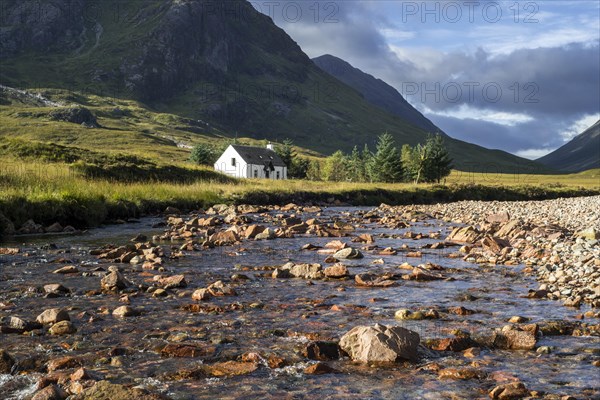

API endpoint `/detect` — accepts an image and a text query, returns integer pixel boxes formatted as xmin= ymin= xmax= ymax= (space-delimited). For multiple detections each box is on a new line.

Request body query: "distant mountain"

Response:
xmin=537 ymin=120 xmax=600 ymax=172
xmin=313 ymin=54 xmax=550 ymax=173
xmin=0 ymin=0 xmax=548 ymax=172
xmin=313 ymin=54 xmax=440 ymax=134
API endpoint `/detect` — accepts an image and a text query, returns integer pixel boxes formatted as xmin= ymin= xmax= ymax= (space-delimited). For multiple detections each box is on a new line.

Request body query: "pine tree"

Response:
xmin=362 ymin=144 xmax=374 ymax=182
xmin=400 ymin=144 xmax=415 ymax=182
xmin=347 ymin=145 xmax=364 ymax=182
xmin=370 ymin=132 xmax=403 ymax=183
xmin=424 ymin=134 xmax=453 ymax=183
xmin=276 ymin=139 xmax=294 ymax=170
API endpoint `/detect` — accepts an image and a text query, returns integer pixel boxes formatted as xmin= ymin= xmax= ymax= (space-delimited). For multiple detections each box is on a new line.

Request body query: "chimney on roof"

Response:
xmin=266 ymin=142 xmax=274 ymax=151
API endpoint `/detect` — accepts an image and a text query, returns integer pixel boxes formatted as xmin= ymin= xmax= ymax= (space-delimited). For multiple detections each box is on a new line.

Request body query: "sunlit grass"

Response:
xmin=2 ymin=160 xmax=599 ymax=232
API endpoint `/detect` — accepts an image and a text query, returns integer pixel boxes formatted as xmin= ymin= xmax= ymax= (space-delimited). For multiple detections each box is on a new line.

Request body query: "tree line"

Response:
xmin=189 ymin=132 xmax=453 ymax=184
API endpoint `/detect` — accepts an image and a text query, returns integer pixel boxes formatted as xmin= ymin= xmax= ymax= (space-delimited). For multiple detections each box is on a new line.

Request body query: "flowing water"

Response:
xmin=0 ymin=207 xmax=598 ymax=399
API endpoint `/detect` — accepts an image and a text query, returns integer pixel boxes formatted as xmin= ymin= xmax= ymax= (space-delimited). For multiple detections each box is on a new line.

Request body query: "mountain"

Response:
xmin=312 ymin=54 xmax=550 ymax=173
xmin=0 ymin=0 xmax=547 ymax=172
xmin=537 ymin=120 xmax=600 ymax=172
xmin=313 ymin=54 xmax=441 ymax=134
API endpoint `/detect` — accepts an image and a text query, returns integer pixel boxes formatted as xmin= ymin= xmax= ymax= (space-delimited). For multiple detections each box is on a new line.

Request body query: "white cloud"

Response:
xmin=423 ymin=104 xmax=534 ymax=127
xmin=515 ymin=148 xmax=555 ymax=160
xmin=559 ymin=113 xmax=600 ymax=141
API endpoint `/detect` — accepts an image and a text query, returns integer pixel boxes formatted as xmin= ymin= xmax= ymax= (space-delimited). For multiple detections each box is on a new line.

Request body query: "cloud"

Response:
xmin=259 ymin=0 xmax=600 ymax=156
xmin=560 ymin=113 xmax=600 ymax=140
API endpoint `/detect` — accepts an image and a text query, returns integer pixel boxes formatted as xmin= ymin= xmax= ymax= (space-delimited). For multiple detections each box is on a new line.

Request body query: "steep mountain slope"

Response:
xmin=537 ymin=120 xmax=600 ymax=172
xmin=0 ymin=0 xmax=547 ymax=172
xmin=313 ymin=54 xmax=549 ymax=173
xmin=313 ymin=54 xmax=441 ymax=133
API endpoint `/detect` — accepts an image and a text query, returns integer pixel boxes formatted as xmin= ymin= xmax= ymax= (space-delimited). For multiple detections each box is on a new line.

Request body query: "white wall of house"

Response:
xmin=214 ymin=145 xmax=287 ymax=179
xmin=214 ymin=146 xmax=249 ymax=178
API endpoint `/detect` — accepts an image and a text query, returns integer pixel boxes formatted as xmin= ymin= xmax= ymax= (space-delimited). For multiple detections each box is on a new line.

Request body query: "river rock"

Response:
xmin=575 ymin=227 xmax=600 ymax=240
xmin=430 ymin=337 xmax=476 ymax=352
xmin=255 ymin=228 xmax=275 ymax=240
xmin=355 ymin=273 xmax=396 ymax=287
xmin=70 ymin=367 xmax=104 ymax=382
xmin=304 ymin=362 xmax=337 ymax=375
xmin=489 ymin=382 xmax=529 ymax=399
xmin=112 ymin=306 xmax=140 ymax=318
xmin=244 ymin=225 xmax=266 ymax=239
xmin=47 ymin=356 xmax=81 ymax=372
xmin=286 ymin=263 xmax=324 ymax=280
xmin=18 ymin=219 xmax=44 ymax=234
xmin=339 ymin=324 xmax=420 ymax=363
xmin=333 ymin=247 xmax=363 ymax=259
xmin=446 ymin=226 xmax=480 ymax=243
xmin=482 ymin=325 xmax=538 ymax=350
xmin=49 ymin=320 xmax=76 ymax=335
xmin=31 ymin=384 xmax=68 ymax=400
xmin=192 ymin=288 xmax=211 ymax=301
xmin=43 ymin=284 xmax=70 ymax=295
xmin=100 ymin=270 xmax=128 ymax=291
xmin=0 ymin=349 xmax=15 ymax=373
xmin=207 ymin=280 xmax=236 ymax=296
xmin=71 ymin=380 xmax=167 ymax=400
xmin=324 ymin=264 xmax=348 ymax=278
xmin=208 ymin=230 xmax=239 ymax=245
xmin=45 ymin=222 xmax=64 ymax=233
xmin=0 ymin=316 xmax=41 ymax=333
xmin=302 ymin=341 xmax=341 ymax=360
xmin=37 ymin=308 xmax=70 ymax=325
xmin=52 ymin=265 xmax=79 ymax=274
xmin=201 ymin=361 xmax=258 ymax=377
xmin=156 ymin=274 xmax=186 ymax=289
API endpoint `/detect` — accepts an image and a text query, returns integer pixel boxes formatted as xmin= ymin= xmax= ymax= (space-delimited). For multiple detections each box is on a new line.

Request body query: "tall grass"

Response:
xmin=1 ymin=161 xmax=599 ymax=233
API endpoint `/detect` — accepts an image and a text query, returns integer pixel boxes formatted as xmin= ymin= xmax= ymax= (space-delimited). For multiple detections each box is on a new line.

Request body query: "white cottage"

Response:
xmin=214 ymin=144 xmax=287 ymax=179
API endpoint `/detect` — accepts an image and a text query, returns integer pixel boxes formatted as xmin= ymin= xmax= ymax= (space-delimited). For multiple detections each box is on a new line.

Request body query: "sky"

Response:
xmin=253 ymin=0 xmax=600 ymax=159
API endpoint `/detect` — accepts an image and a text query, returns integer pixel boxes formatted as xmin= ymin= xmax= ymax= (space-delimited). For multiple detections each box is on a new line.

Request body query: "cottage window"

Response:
xmin=276 ymin=171 xmax=280 ymax=179
xmin=231 ymin=158 xmax=236 ymax=167
xmin=253 ymin=169 xmax=258 ymax=178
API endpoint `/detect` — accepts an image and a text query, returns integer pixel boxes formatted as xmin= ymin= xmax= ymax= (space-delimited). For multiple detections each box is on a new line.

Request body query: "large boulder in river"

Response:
xmin=101 ymin=270 xmax=128 ymax=291
xmin=339 ymin=324 xmax=420 ymax=363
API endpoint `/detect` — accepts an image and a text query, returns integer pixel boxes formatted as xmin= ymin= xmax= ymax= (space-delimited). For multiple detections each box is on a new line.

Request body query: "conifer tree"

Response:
xmin=369 ymin=132 xmax=403 ymax=183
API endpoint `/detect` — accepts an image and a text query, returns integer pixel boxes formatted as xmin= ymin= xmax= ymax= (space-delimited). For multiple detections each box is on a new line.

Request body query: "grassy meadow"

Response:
xmin=1 ymin=87 xmax=599 ymax=235
xmin=1 ymin=155 xmax=599 ymax=233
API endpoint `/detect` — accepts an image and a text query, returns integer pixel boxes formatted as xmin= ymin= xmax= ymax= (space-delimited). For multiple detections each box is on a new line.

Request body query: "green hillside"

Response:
xmin=0 ymin=0 xmax=548 ymax=172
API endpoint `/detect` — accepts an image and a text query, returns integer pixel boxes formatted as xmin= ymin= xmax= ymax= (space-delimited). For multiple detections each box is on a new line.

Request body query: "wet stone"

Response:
xmin=339 ymin=324 xmax=420 ymax=363
xmin=31 ymin=384 xmax=68 ymax=400
xmin=37 ymin=308 xmax=70 ymax=325
xmin=302 ymin=341 xmax=341 ymax=360
xmin=48 ymin=320 xmax=76 ymax=335
xmin=333 ymin=247 xmax=363 ymax=260
xmin=304 ymin=362 xmax=338 ymax=375
xmin=0 ymin=349 xmax=15 ymax=373
xmin=489 ymin=382 xmax=529 ymax=399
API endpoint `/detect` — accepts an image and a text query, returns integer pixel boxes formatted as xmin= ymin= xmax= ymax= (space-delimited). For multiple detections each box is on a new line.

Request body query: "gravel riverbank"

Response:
xmin=402 ymin=196 xmax=600 ymax=307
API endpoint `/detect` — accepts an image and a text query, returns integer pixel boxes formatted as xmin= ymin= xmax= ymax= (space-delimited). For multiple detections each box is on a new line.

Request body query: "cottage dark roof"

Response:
xmin=230 ymin=145 xmax=286 ymax=167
